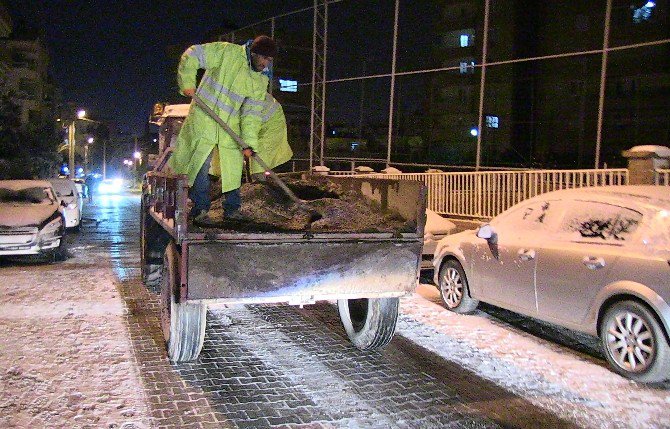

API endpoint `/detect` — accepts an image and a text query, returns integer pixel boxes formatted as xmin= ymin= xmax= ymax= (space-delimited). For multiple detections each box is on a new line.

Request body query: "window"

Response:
xmin=279 ymin=79 xmax=298 ymax=92
xmin=485 ymin=115 xmax=499 ymax=128
xmin=633 ymin=2 xmax=656 ymax=23
xmin=556 ymin=201 xmax=642 ymax=243
xmin=460 ymin=35 xmax=469 ymax=47
xmin=459 ymin=61 xmax=475 ymax=74
xmin=498 ymin=200 xmax=561 ymax=234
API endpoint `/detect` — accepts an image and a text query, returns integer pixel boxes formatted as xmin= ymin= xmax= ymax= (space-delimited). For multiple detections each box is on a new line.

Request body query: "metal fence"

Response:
xmin=344 ymin=169 xmax=630 ymax=219
xmin=221 ymin=0 xmax=670 ymax=172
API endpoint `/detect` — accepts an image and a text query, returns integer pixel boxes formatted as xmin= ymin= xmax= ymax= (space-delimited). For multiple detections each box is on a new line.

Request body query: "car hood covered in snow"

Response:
xmin=0 ymin=204 xmax=60 ymax=228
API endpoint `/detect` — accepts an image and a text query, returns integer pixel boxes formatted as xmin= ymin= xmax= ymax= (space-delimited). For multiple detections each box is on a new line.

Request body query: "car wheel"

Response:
xmin=600 ymin=300 xmax=670 ymax=383
xmin=438 ymin=259 xmax=479 ymax=314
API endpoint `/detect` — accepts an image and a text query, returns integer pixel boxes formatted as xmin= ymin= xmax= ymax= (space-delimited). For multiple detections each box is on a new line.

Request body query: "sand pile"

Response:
xmin=205 ymin=177 xmax=411 ymax=232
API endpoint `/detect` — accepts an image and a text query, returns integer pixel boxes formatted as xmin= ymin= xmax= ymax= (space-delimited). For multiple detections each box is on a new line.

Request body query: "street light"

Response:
xmin=66 ymin=109 xmax=91 ymax=179
xmin=84 ymin=137 xmax=94 ymax=175
xmin=65 ymin=110 xmax=104 ymax=179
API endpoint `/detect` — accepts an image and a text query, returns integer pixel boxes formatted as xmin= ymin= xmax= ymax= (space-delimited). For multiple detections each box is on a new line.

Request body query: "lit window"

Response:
xmin=279 ymin=79 xmax=298 ymax=92
xmin=633 ymin=2 xmax=655 ymax=23
xmin=459 ymin=61 xmax=475 ymax=74
xmin=460 ymin=35 xmax=469 ymax=47
xmin=485 ymin=115 xmax=499 ymax=128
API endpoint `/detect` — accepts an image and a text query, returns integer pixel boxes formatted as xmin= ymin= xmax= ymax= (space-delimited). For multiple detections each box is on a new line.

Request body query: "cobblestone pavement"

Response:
xmin=2 ymin=193 xmax=668 ymax=429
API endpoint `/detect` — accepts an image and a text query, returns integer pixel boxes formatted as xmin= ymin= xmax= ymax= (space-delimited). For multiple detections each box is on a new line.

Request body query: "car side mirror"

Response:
xmin=477 ymin=224 xmax=497 ymax=244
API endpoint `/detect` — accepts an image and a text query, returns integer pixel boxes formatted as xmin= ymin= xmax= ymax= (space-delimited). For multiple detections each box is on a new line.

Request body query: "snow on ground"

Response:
xmin=0 ymin=256 xmax=153 ymax=428
xmin=398 ymin=283 xmax=670 ymax=429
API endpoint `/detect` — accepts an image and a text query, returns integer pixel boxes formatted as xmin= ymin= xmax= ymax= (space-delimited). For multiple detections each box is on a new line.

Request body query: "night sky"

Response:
xmin=6 ymin=1 xmax=311 ymax=133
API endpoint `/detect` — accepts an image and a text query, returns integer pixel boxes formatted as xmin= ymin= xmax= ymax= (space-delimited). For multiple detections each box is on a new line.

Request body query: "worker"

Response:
xmin=207 ymin=94 xmax=292 ymax=197
xmin=167 ymin=35 xmax=277 ymax=224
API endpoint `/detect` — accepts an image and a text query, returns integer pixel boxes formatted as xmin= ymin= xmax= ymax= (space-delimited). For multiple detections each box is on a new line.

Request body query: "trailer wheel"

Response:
xmin=160 ymin=241 xmax=206 ymax=362
xmin=337 ymin=298 xmax=399 ymax=350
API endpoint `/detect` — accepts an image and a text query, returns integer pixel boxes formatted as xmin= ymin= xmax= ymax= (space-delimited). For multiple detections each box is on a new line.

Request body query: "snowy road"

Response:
xmin=1 ymin=193 xmax=669 ymax=428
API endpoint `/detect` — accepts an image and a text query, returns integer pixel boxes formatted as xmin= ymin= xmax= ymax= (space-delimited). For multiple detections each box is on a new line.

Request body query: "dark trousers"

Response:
xmin=189 ymin=151 xmax=241 ymax=217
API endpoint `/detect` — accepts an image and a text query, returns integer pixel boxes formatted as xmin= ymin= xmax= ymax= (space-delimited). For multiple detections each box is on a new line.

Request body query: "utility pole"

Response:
xmin=68 ymin=122 xmax=76 ymax=179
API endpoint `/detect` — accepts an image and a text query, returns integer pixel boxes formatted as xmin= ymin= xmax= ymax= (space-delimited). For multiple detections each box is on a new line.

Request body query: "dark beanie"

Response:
xmin=250 ymin=35 xmax=277 ymax=58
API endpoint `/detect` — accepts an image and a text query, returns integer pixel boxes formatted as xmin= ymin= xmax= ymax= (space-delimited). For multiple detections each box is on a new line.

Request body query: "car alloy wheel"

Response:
xmin=438 ymin=259 xmax=479 ymax=314
xmin=604 ymin=307 xmax=655 ymax=373
xmin=440 ymin=266 xmax=464 ymax=308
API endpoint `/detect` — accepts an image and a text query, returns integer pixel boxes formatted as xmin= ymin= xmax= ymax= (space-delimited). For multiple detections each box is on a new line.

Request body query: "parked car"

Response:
xmin=49 ymin=178 xmax=82 ymax=230
xmin=422 ymin=209 xmax=456 ymax=269
xmin=432 ymin=185 xmax=670 ymax=383
xmin=72 ymin=178 xmax=88 ymax=199
xmin=0 ymin=180 xmax=67 ymax=261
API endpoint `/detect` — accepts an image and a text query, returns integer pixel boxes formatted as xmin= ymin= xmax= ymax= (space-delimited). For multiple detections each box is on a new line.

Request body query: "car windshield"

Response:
xmin=0 ymin=187 xmax=55 ymax=205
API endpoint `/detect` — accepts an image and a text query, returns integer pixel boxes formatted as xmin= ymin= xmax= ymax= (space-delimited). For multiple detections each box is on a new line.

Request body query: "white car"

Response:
xmin=49 ymin=178 xmax=82 ymax=229
xmin=421 ymin=209 xmax=456 ymax=268
xmin=432 ymin=185 xmax=670 ymax=382
xmin=0 ymin=180 xmax=67 ymax=261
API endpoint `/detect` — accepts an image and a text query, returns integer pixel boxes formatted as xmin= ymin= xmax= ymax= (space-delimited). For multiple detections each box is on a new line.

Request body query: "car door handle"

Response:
xmin=517 ymin=249 xmax=536 ymax=261
xmin=582 ymin=256 xmax=606 ymax=270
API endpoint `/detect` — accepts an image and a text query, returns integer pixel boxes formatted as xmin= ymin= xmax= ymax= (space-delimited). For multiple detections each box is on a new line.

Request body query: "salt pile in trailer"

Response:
xmin=199 ymin=175 xmax=415 ymax=233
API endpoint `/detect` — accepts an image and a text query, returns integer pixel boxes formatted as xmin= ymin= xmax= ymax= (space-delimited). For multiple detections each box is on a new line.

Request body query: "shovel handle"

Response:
xmin=192 ymin=94 xmax=302 ymax=204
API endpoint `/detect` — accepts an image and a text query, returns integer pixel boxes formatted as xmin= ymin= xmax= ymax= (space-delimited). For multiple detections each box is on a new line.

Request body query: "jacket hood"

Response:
xmin=0 ymin=203 xmax=60 ymax=228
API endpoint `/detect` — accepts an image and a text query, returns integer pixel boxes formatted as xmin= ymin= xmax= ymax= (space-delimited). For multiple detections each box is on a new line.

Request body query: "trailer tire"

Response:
xmin=337 ymin=298 xmax=399 ymax=350
xmin=160 ymin=241 xmax=206 ymax=362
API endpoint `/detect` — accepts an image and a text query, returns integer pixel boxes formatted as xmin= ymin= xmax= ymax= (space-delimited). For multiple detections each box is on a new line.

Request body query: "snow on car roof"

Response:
xmin=0 ymin=180 xmax=53 ymax=190
xmin=48 ymin=178 xmax=77 ymax=191
xmin=525 ymin=185 xmax=670 ymax=208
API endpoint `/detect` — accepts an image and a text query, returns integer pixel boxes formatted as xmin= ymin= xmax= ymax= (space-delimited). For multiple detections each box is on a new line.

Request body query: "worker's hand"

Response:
xmin=183 ymin=88 xmax=196 ymax=97
xmin=242 ymin=148 xmax=254 ymax=159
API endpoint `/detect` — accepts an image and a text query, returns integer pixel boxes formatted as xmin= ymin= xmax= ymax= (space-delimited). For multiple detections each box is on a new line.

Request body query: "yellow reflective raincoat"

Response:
xmin=167 ymin=42 xmax=268 ymax=192
xmin=210 ymin=94 xmax=293 ymax=177
xmin=250 ymin=94 xmax=293 ymax=174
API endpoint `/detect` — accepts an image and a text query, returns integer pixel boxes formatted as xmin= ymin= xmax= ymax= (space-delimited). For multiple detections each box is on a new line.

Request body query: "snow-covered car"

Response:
xmin=421 ymin=209 xmax=456 ymax=269
xmin=0 ymin=180 xmax=67 ymax=261
xmin=433 ymin=185 xmax=670 ymax=383
xmin=49 ymin=178 xmax=82 ymax=229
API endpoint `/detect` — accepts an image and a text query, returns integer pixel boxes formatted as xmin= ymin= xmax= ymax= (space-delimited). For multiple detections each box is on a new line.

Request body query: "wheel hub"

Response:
xmin=441 ymin=268 xmax=463 ymax=308
xmin=606 ymin=310 xmax=654 ymax=373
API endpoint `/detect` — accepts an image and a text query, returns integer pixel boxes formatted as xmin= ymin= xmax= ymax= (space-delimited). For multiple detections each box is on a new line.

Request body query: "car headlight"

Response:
xmin=41 ymin=217 xmax=63 ymax=238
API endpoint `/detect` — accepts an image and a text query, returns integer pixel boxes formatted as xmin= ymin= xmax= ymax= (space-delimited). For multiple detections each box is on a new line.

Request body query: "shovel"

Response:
xmin=192 ymin=94 xmax=322 ymax=223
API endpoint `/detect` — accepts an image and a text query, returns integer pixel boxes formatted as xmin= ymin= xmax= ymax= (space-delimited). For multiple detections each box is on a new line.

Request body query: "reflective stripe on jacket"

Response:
xmin=250 ymin=95 xmax=293 ymax=174
xmin=209 ymin=94 xmax=293 ymax=177
xmin=168 ymin=42 xmax=268 ymax=192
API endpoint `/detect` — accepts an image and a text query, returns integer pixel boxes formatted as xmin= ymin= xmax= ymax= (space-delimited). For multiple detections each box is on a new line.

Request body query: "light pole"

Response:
xmin=133 ymin=151 xmax=142 ymax=186
xmin=67 ymin=109 xmax=87 ymax=179
xmin=84 ymin=137 xmax=94 ymax=175
xmin=102 ymin=139 xmax=107 ymax=180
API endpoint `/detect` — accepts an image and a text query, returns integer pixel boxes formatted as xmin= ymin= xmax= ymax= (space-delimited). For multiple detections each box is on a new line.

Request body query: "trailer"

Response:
xmin=141 ymin=104 xmax=427 ymax=362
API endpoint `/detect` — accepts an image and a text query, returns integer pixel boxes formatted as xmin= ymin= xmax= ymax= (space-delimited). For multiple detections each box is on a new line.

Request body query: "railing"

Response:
xmin=340 ymin=169 xmax=630 ymax=219
xmin=655 ymin=169 xmax=670 ymax=185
